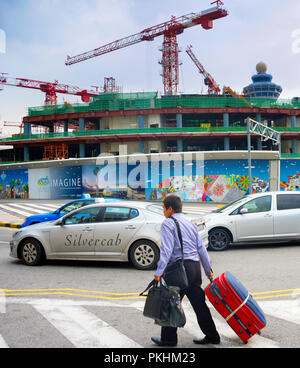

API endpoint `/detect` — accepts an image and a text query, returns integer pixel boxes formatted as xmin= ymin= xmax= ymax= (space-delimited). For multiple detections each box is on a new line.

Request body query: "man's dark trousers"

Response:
xmin=161 ymin=260 xmax=220 ymax=344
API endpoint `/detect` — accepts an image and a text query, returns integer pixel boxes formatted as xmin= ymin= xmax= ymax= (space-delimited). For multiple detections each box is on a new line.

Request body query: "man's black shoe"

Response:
xmin=193 ymin=336 xmax=220 ymax=345
xmin=151 ymin=337 xmax=177 ymax=347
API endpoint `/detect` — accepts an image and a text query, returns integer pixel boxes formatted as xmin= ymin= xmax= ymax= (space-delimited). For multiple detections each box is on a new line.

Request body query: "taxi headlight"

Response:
xmin=13 ymin=230 xmax=22 ymax=238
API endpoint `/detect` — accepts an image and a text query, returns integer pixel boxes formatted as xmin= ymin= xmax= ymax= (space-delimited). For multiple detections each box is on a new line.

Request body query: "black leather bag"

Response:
xmin=140 ymin=279 xmax=186 ymax=328
xmin=163 ymin=217 xmax=189 ymax=290
xmin=140 ymin=279 xmax=161 ymax=320
xmin=155 ymin=285 xmax=186 ymax=328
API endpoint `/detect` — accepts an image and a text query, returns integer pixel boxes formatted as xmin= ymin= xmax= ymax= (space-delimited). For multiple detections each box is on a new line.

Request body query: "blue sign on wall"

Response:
xmin=50 ymin=166 xmax=82 ymax=199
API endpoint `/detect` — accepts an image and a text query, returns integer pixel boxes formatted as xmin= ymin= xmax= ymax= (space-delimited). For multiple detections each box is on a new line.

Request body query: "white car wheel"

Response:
xmin=208 ymin=228 xmax=231 ymax=251
xmin=21 ymin=239 xmax=44 ymax=266
xmin=130 ymin=240 xmax=159 ymax=270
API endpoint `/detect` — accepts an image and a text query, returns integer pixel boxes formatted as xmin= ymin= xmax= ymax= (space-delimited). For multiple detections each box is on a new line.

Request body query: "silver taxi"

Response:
xmin=205 ymin=191 xmax=300 ymax=251
xmin=10 ymin=201 xmax=208 ymax=270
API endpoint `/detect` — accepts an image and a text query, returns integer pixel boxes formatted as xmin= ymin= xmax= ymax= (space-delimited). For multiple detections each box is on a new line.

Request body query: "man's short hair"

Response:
xmin=163 ymin=195 xmax=182 ymax=213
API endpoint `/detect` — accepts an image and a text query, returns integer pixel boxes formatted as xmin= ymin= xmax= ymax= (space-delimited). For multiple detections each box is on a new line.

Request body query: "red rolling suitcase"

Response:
xmin=205 ymin=271 xmax=267 ymax=343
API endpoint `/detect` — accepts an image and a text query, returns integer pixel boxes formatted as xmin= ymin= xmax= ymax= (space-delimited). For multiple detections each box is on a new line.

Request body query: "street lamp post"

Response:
xmin=246 ymin=117 xmax=281 ymax=194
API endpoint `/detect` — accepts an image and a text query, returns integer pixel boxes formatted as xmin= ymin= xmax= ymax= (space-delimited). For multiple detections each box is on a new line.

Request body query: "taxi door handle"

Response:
xmin=83 ymin=227 xmax=93 ymax=232
xmin=264 ymin=214 xmax=272 ymax=218
xmin=125 ymin=225 xmax=136 ymax=230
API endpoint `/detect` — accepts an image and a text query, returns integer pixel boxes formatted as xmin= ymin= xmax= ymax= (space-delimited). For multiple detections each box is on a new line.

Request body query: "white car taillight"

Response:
xmin=193 ymin=220 xmax=206 ymax=232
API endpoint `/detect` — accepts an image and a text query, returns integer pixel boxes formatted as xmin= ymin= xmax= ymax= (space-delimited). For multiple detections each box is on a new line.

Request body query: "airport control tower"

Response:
xmin=243 ymin=62 xmax=282 ymax=99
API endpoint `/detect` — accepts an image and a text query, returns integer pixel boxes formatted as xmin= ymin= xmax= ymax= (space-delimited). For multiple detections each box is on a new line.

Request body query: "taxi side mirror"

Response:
xmin=58 ymin=218 xmax=65 ymax=226
xmin=239 ymin=208 xmax=248 ymax=214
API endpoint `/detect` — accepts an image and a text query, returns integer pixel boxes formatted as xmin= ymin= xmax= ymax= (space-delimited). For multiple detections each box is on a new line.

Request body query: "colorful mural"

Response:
xmin=0 ymin=169 xmax=28 ymax=199
xmin=149 ymin=174 xmax=269 ymax=202
xmin=146 ymin=159 xmax=270 ymax=202
xmin=2 ymin=157 xmax=300 ymax=201
xmin=280 ymin=159 xmax=300 ymax=191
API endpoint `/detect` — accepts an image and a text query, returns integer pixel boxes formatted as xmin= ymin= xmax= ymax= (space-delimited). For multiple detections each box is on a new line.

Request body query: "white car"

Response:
xmin=10 ymin=201 xmax=208 ymax=270
xmin=205 ymin=191 xmax=300 ymax=251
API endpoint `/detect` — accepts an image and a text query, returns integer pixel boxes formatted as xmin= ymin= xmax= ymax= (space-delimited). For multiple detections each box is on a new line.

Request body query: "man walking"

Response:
xmin=151 ymin=195 xmax=220 ymax=347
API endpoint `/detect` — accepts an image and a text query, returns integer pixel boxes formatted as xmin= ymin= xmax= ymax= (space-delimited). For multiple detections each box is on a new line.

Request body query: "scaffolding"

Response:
xmin=43 ymin=143 xmax=68 ymax=160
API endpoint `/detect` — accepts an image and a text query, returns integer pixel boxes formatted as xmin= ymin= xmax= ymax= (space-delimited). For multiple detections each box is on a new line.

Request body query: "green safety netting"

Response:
xmin=27 ymin=94 xmax=300 ymax=117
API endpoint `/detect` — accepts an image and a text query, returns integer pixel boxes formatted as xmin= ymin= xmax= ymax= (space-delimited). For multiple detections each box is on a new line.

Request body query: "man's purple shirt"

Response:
xmin=155 ymin=213 xmax=212 ymax=278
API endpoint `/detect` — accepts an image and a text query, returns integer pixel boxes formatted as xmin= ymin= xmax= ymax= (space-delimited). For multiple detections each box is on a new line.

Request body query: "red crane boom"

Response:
xmin=186 ymin=45 xmax=220 ymax=94
xmin=65 ymin=1 xmax=228 ymax=95
xmin=0 ymin=74 xmax=99 ymax=105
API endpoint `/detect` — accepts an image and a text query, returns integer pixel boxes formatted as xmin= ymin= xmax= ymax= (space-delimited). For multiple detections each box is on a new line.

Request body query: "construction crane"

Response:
xmin=65 ymin=1 xmax=228 ymax=96
xmin=186 ymin=45 xmax=220 ymax=94
xmin=0 ymin=74 xmax=99 ymax=105
xmin=223 ymin=86 xmax=252 ymax=107
xmin=3 ymin=121 xmax=23 ymax=134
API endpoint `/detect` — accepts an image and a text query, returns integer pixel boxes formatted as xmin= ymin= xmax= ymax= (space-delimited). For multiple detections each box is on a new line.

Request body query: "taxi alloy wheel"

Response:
xmin=21 ymin=239 xmax=44 ymax=266
xmin=130 ymin=240 xmax=159 ymax=270
xmin=208 ymin=228 xmax=231 ymax=251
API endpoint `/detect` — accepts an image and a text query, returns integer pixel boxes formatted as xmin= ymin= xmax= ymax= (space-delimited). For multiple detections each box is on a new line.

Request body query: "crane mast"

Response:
xmin=65 ymin=2 xmax=228 ymax=95
xmin=186 ymin=45 xmax=220 ymax=94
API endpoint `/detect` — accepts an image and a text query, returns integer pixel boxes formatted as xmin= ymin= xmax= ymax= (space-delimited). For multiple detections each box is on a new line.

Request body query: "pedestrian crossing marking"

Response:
xmin=2 ymin=296 xmax=298 ymax=348
xmin=33 ymin=302 xmax=142 ymax=348
xmin=0 ymin=334 xmax=9 ymax=348
xmin=258 ymin=300 xmax=300 ymax=325
xmin=7 ymin=203 xmax=49 ymax=214
xmin=0 ymin=203 xmax=62 ymax=219
xmin=0 ymin=204 xmax=33 ymax=217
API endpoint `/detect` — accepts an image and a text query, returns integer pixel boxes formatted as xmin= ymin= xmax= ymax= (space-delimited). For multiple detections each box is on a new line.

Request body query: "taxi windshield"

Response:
xmin=213 ymin=195 xmax=249 ymax=213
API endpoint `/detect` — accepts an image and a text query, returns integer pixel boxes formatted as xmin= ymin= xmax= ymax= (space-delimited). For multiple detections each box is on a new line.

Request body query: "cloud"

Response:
xmin=1 ymin=0 xmax=300 ymax=126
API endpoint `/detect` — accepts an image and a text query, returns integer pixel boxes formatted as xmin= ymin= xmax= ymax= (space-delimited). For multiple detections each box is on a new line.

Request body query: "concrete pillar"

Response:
xmin=138 ymin=115 xmax=144 ymax=129
xmin=23 ymin=122 xmax=31 ymax=136
xmin=176 ymin=113 xmax=183 ymax=152
xmin=256 ymin=114 xmax=262 ymax=123
xmin=79 ymin=144 xmax=85 ymax=158
xmin=223 ymin=113 xmax=230 ymax=151
xmin=79 ymin=118 xmax=86 ymax=158
xmin=24 ymin=147 xmax=30 ymax=161
xmin=138 ymin=115 xmax=145 ymax=153
xmin=256 ymin=115 xmax=263 ymax=150
xmin=291 ymin=116 xmax=297 ymax=153
xmin=79 ymin=117 xmax=85 ymax=131
xmin=224 ymin=137 xmax=230 ymax=150
xmin=223 ymin=113 xmax=229 ymax=127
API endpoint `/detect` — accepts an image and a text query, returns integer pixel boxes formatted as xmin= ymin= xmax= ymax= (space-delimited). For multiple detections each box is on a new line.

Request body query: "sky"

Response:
xmin=1 ymin=0 xmax=300 ymax=134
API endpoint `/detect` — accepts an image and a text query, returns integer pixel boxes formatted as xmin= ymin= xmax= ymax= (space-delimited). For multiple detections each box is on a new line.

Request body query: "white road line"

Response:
xmin=22 ymin=203 xmax=59 ymax=211
xmin=258 ymin=300 xmax=300 ymax=325
xmin=33 ymin=302 xmax=142 ymax=348
xmin=0 ymin=334 xmax=9 ymax=348
xmin=0 ymin=204 xmax=32 ymax=217
xmin=4 ymin=297 xmax=299 ymax=348
xmin=6 ymin=203 xmax=48 ymax=214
